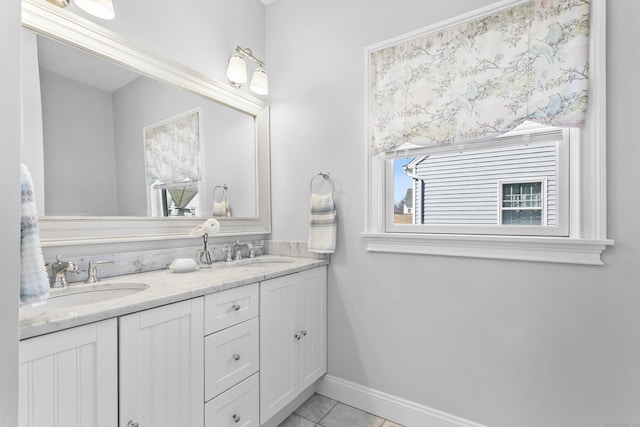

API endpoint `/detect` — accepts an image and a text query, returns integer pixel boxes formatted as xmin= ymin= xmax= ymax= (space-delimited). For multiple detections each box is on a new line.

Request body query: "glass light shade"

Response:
xmin=74 ymin=0 xmax=115 ymax=19
xmin=226 ymin=54 xmax=247 ymax=84
xmin=249 ymin=67 xmax=269 ymax=95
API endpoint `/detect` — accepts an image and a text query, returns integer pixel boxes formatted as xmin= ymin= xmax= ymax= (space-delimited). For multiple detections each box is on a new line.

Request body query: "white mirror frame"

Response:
xmin=22 ymin=0 xmax=271 ymax=247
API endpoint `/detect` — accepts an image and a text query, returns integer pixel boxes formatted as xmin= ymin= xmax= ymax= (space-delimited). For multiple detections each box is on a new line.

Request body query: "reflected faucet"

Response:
xmin=234 ymin=240 xmax=249 ymax=261
xmin=50 ymin=254 xmax=79 ymax=288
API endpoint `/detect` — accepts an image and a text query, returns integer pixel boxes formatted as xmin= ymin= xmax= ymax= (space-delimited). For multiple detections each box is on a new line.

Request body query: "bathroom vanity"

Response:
xmin=18 ymin=256 xmax=328 ymax=427
xmin=17 ymin=2 xmax=328 ymax=425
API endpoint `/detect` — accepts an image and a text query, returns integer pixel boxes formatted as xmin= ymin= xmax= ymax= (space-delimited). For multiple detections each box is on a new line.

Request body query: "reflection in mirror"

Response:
xmin=26 ymin=32 xmax=256 ymax=218
xmin=22 ymin=0 xmax=270 ymax=245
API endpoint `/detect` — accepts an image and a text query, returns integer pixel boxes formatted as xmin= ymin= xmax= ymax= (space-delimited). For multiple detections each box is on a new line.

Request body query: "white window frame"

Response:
xmin=362 ymin=0 xmax=613 ymax=265
xmin=498 ymin=178 xmax=547 ymax=226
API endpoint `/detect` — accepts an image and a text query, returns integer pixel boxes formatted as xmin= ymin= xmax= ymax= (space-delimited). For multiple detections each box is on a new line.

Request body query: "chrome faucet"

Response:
xmin=234 ymin=240 xmax=249 ymax=261
xmin=50 ymin=255 xmax=79 ymax=288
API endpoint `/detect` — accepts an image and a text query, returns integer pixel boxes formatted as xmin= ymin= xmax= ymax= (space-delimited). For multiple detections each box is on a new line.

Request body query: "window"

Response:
xmin=388 ymin=128 xmax=568 ymax=237
xmin=500 ymin=180 xmax=546 ymax=226
xmin=363 ymin=0 xmax=613 ymax=265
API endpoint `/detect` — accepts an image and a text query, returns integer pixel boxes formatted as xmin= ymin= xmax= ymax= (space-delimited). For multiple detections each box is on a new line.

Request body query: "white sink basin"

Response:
xmin=23 ymin=282 xmax=149 ymax=310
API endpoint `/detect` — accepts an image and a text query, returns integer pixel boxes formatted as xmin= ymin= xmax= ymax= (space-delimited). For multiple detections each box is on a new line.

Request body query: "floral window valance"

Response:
xmin=369 ymin=0 xmax=591 ymax=154
xmin=144 ymin=109 xmax=201 ymax=186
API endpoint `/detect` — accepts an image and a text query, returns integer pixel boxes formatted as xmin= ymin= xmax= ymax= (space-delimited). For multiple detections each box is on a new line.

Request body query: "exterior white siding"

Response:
xmin=412 ymin=142 xmax=558 ymax=225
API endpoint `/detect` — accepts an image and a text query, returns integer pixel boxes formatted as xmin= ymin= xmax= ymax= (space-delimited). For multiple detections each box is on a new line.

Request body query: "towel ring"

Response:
xmin=309 ymin=172 xmax=334 ymax=196
xmin=212 ymin=184 xmax=228 ymax=203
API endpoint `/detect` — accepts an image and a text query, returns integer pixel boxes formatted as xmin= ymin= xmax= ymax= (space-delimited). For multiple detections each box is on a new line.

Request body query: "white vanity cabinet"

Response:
xmin=260 ymin=266 xmax=327 ymax=424
xmin=18 ymin=318 xmax=118 ymax=427
xmin=18 ymin=261 xmax=328 ymax=427
xmin=119 ymin=298 xmax=204 ymax=427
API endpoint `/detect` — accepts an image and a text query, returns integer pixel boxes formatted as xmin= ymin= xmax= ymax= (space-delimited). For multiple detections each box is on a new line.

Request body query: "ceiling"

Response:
xmin=36 ymin=34 xmax=140 ymax=92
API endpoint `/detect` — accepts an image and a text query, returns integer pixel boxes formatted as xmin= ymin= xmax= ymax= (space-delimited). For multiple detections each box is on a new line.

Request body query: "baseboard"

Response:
xmin=316 ymin=375 xmax=486 ymax=427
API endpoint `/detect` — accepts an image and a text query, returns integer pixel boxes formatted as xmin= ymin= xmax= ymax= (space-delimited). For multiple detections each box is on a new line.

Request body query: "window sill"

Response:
xmin=362 ymin=233 xmax=614 ymax=265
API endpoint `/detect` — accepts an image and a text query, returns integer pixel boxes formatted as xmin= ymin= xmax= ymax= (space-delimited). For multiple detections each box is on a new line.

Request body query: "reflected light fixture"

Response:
xmin=45 ymin=0 xmax=115 ymax=20
xmin=226 ymin=46 xmax=268 ymax=95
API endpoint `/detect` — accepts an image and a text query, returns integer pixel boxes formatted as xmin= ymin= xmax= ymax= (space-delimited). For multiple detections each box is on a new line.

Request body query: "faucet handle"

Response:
xmin=249 ymin=244 xmax=263 ymax=258
xmin=85 ymin=260 xmax=114 ymax=284
xmin=222 ymin=246 xmax=233 ymax=262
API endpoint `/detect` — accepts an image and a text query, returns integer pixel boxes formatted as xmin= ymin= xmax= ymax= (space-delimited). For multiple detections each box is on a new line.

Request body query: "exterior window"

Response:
xmin=500 ymin=180 xmax=545 ymax=225
xmin=390 ymin=133 xmax=566 ymax=236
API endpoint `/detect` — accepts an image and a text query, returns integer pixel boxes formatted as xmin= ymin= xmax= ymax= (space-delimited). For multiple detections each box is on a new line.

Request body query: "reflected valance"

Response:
xmin=144 ymin=109 xmax=201 ymax=185
xmin=370 ymin=0 xmax=591 ymax=154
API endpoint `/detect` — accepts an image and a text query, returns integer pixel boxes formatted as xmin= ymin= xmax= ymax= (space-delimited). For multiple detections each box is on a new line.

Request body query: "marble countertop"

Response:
xmin=20 ymin=255 xmax=328 ymax=340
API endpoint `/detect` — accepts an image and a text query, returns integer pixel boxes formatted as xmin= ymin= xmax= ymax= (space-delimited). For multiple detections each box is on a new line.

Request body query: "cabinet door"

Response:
xmin=19 ymin=319 xmax=118 ymax=427
xmin=298 ymin=266 xmax=327 ymax=390
xmin=119 ymin=298 xmax=204 ymax=427
xmin=259 ymin=273 xmax=298 ymax=424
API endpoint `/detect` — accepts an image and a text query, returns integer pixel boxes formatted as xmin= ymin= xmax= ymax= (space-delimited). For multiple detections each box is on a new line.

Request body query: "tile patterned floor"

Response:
xmin=278 ymin=393 xmax=405 ymax=427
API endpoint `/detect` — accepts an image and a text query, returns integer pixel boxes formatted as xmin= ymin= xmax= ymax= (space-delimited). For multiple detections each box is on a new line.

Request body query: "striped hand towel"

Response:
xmin=20 ymin=164 xmax=49 ymax=305
xmin=308 ymin=193 xmax=337 ymax=254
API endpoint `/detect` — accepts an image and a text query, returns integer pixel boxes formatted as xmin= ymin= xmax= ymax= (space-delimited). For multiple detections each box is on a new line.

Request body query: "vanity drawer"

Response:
xmin=205 ymin=317 xmax=259 ymax=401
xmin=205 ymin=373 xmax=259 ymax=427
xmin=205 ymin=283 xmax=258 ymax=334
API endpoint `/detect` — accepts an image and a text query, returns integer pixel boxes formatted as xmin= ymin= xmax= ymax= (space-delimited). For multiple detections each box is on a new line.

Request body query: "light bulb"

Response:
xmin=249 ymin=67 xmax=268 ymax=95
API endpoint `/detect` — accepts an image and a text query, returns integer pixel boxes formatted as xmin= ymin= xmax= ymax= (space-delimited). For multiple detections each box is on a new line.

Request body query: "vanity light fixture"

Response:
xmin=226 ymin=46 xmax=268 ymax=95
xmin=45 ymin=0 xmax=115 ymax=20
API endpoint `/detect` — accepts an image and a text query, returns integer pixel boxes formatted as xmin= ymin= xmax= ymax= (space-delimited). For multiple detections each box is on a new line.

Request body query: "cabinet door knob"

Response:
xmin=232 ymin=414 xmax=241 ymax=423
xmin=233 ymin=353 xmax=241 ymax=361
xmin=128 ymin=421 xmax=140 ymax=427
xmin=232 ymin=304 xmax=241 ymax=311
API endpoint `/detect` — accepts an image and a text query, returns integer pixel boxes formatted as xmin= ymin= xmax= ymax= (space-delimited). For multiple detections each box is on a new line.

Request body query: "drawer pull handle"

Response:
xmin=232 ymin=304 xmax=241 ymax=311
xmin=233 ymin=353 xmax=241 ymax=361
xmin=232 ymin=414 xmax=241 ymax=423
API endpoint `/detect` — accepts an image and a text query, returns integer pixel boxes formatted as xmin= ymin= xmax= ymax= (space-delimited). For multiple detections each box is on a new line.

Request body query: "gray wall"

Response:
xmin=1 ymin=0 xmax=21 ymax=424
xmin=266 ymin=1 xmax=640 ymax=426
xmin=65 ymin=0 xmax=265 ymax=94
xmin=39 ymin=68 xmax=119 ymax=216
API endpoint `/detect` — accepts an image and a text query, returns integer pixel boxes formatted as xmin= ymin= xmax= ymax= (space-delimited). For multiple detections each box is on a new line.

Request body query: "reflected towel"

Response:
xmin=212 ymin=201 xmax=231 ymax=217
xmin=308 ymin=193 xmax=337 ymax=254
xmin=20 ymin=164 xmax=49 ymax=305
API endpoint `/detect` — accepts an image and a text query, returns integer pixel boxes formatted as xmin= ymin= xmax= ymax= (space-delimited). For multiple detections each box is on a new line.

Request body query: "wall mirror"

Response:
xmin=22 ymin=0 xmax=271 ymax=247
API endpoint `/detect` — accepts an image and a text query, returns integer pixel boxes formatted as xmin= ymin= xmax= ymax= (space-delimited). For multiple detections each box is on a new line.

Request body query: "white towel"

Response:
xmin=308 ymin=193 xmax=337 ymax=254
xmin=20 ymin=164 xmax=49 ymax=305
